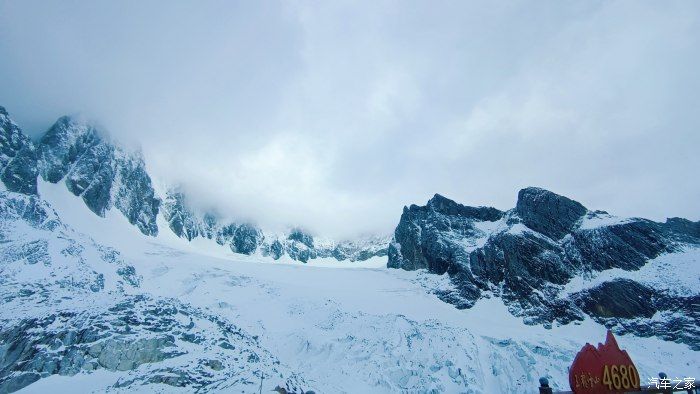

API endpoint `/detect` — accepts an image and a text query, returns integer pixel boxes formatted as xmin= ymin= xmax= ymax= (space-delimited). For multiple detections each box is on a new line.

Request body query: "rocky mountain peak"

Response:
xmin=515 ymin=187 xmax=587 ymax=239
xmin=37 ymin=115 xmax=160 ymax=236
xmin=427 ymin=193 xmax=504 ymax=222
xmin=287 ymin=228 xmax=315 ymax=248
xmin=38 ymin=116 xmax=103 ymax=183
xmin=0 ymin=104 xmax=390 ymax=263
xmin=389 ymin=187 xmax=699 ymax=348
xmin=159 ymin=188 xmax=388 ymax=263
xmin=0 ymin=107 xmax=38 ymax=195
xmin=665 ymin=217 xmax=700 ymax=240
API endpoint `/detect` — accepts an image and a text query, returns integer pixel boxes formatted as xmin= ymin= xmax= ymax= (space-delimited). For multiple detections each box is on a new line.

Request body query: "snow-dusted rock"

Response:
xmin=161 ymin=187 xmax=388 ymax=263
xmin=37 ymin=116 xmax=160 ymax=236
xmin=1 ymin=188 xmax=697 ymax=393
xmin=0 ymin=190 xmax=309 ymax=393
xmin=161 ymin=188 xmax=203 ymax=241
xmin=516 ymin=187 xmax=587 ymax=240
xmin=388 ymin=188 xmax=700 ymax=348
xmin=0 ymin=107 xmax=38 ymax=195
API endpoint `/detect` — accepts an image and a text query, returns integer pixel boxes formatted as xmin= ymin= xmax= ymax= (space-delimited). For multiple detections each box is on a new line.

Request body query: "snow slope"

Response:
xmin=0 ymin=190 xmax=308 ymax=393
xmin=9 ymin=182 xmax=696 ymax=393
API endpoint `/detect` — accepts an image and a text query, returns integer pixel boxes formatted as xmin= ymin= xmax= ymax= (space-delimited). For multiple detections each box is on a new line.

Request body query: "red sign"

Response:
xmin=569 ymin=330 xmax=641 ymax=393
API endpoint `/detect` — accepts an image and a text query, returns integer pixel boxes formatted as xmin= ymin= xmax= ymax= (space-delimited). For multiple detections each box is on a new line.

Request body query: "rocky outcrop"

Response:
xmin=37 ymin=116 xmax=160 ymax=236
xmin=282 ymin=228 xmax=316 ymax=262
xmin=260 ymin=229 xmax=390 ymax=263
xmin=0 ymin=107 xmax=38 ymax=195
xmin=388 ymin=188 xmax=700 ymax=348
xmin=515 ymin=187 xmax=587 ymax=240
xmin=1 ymin=104 xmax=389 ymax=263
xmin=329 ymin=236 xmax=390 ymax=262
xmin=161 ymin=188 xmax=266 ymax=255
xmin=0 ymin=191 xmax=61 ymax=232
xmin=161 ymin=188 xmax=202 ymax=241
xmin=112 ymin=153 xmax=160 ymax=235
xmin=389 ymin=193 xmax=505 ymax=272
xmin=216 ymin=223 xmax=264 ymax=255
xmin=664 ymin=217 xmax=700 ymax=242
xmin=574 ymin=279 xmax=657 ymax=319
xmin=0 ymin=190 xmax=309 ymax=393
xmin=573 ymin=279 xmax=699 ymax=348
xmin=0 ymin=295 xmax=310 ymax=393
xmin=161 ymin=188 xmax=389 ymax=263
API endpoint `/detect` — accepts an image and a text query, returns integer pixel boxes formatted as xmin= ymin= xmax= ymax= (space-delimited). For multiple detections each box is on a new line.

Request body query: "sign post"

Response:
xmin=569 ymin=330 xmax=641 ymax=393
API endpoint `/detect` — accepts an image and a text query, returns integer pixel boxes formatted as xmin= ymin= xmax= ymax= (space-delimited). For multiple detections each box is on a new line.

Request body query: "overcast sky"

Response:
xmin=1 ymin=1 xmax=698 ymax=237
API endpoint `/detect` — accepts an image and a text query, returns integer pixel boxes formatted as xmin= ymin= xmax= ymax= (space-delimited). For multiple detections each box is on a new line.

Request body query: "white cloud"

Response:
xmin=0 ymin=0 xmax=698 ymax=237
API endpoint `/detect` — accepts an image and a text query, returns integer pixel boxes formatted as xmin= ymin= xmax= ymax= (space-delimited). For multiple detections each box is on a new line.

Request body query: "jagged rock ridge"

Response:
xmin=0 ymin=106 xmax=389 ymax=263
xmin=37 ymin=116 xmax=160 ymax=236
xmin=0 ymin=107 xmax=38 ymax=195
xmin=0 ymin=190 xmax=309 ymax=392
xmin=161 ymin=188 xmax=389 ymax=263
xmin=388 ymin=188 xmax=699 ymax=349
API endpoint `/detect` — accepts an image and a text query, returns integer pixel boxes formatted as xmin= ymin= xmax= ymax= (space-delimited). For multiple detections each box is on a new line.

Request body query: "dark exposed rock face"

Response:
xmin=0 ymin=107 xmax=38 ymax=195
xmin=516 ymin=187 xmax=587 ymax=240
xmin=389 ymin=193 xmax=505 ymax=272
xmin=0 ymin=191 xmax=61 ymax=232
xmin=214 ymin=219 xmax=265 ymax=255
xmin=228 ymin=224 xmax=264 ymax=255
xmin=568 ymin=220 xmax=669 ymax=271
xmin=573 ymin=280 xmax=700 ymax=349
xmin=283 ymin=228 xmax=316 ymax=262
xmin=428 ymin=193 xmax=504 ymax=222
xmin=268 ymin=240 xmax=284 ymax=260
xmin=113 ymin=156 xmax=160 ymax=235
xmin=38 ymin=117 xmax=101 ymax=183
xmin=161 ymin=190 xmax=266 ymax=255
xmin=574 ymin=279 xmax=657 ymax=319
xmin=664 ymin=217 xmax=700 ymax=242
xmin=288 ymin=228 xmax=315 ymax=248
xmin=37 ymin=116 xmax=160 ymax=236
xmin=162 ymin=189 xmax=201 ymax=241
xmin=388 ymin=188 xmax=700 ymax=348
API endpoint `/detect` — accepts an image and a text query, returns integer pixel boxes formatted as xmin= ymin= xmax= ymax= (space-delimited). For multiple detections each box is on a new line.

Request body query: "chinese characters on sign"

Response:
xmin=568 ymin=331 xmax=641 ymax=394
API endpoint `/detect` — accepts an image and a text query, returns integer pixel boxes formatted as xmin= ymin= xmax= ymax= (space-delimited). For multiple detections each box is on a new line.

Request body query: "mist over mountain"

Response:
xmin=1 ymin=107 xmax=391 ymax=264
xmin=1 ymin=104 xmax=698 ymax=392
xmin=1 ymin=1 xmax=699 ymax=393
xmin=1 ymin=1 xmax=699 ymax=238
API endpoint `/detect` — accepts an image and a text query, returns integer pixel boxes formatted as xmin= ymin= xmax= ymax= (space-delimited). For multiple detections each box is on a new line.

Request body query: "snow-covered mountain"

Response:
xmin=388 ymin=189 xmax=700 ymax=349
xmin=3 ymin=107 xmax=388 ymax=263
xmin=0 ymin=107 xmax=38 ymax=195
xmin=37 ymin=116 xmax=160 ymax=236
xmin=0 ymin=190 xmax=308 ymax=393
xmin=1 ymin=104 xmax=698 ymax=393
xmin=2 ymin=185 xmax=697 ymax=393
xmin=160 ymin=187 xmax=390 ymax=263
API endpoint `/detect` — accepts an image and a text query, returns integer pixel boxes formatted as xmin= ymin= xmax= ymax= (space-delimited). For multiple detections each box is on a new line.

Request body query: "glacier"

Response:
xmin=0 ymin=182 xmax=696 ymax=393
xmin=0 ymin=105 xmax=698 ymax=393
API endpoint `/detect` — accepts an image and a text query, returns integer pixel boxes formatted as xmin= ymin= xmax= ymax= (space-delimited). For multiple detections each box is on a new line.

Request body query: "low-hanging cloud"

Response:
xmin=1 ymin=0 xmax=698 ymax=238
